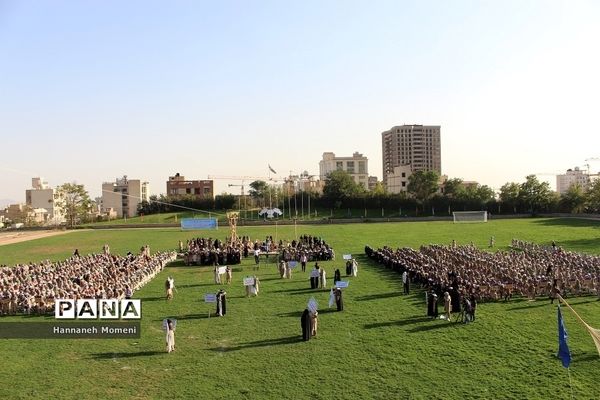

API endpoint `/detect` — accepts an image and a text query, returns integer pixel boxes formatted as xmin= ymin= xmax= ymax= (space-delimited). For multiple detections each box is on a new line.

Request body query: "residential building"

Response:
xmin=166 ymin=173 xmax=214 ymax=199
xmin=319 ymin=152 xmax=369 ymax=190
xmin=386 ymin=165 xmax=413 ymax=194
xmin=382 ymin=124 xmax=441 ymax=185
xmin=556 ymin=167 xmax=591 ymax=195
xmin=102 ymin=176 xmax=149 ymax=218
xmin=25 ymin=177 xmax=64 ymax=225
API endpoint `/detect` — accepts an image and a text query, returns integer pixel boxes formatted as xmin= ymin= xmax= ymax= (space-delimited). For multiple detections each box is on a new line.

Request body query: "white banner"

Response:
xmin=343 ymin=254 xmax=352 ymax=260
xmin=204 ymin=294 xmax=217 ymax=303
xmin=243 ymin=277 xmax=255 ymax=286
xmin=334 ymin=281 xmax=349 ymax=288
xmin=218 ymin=266 xmax=227 ymax=275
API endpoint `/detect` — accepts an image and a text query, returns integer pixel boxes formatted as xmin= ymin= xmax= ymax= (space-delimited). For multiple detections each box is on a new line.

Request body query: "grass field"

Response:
xmin=1 ymin=218 xmax=599 ymax=399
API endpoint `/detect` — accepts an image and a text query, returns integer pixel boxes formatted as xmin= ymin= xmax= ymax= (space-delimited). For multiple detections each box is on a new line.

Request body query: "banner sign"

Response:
xmin=218 ymin=266 xmax=227 ymax=275
xmin=343 ymin=254 xmax=352 ymax=260
xmin=243 ymin=277 xmax=255 ymax=286
xmin=334 ymin=281 xmax=349 ymax=288
xmin=181 ymin=218 xmax=218 ymax=230
xmin=204 ymin=294 xmax=217 ymax=303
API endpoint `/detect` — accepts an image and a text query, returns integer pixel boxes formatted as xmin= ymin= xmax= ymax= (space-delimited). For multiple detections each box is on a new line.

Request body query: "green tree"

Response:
xmin=215 ymin=194 xmax=236 ymax=210
xmin=323 ymin=170 xmax=365 ymax=203
xmin=560 ymin=184 xmax=586 ymax=213
xmin=407 ymin=170 xmax=439 ymax=207
xmin=249 ymin=180 xmax=269 ymax=207
xmin=56 ymin=183 xmax=91 ymax=228
xmin=519 ymin=175 xmax=553 ymax=214
xmin=370 ymin=181 xmax=386 ymax=196
xmin=585 ymin=180 xmax=600 ymax=213
xmin=499 ymin=182 xmax=521 ymax=213
xmin=443 ymin=178 xmax=464 ymax=198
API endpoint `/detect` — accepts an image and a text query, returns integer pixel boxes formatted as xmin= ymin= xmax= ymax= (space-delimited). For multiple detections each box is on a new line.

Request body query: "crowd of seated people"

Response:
xmin=279 ymin=234 xmax=335 ymax=262
xmin=0 ymin=250 xmax=176 ymax=315
xmin=183 ymin=237 xmax=245 ymax=266
xmin=366 ymin=240 xmax=600 ymax=305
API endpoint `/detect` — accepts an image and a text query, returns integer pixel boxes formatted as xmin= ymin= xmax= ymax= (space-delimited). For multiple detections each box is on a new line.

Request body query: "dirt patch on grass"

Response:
xmin=0 ymin=230 xmax=78 ymax=246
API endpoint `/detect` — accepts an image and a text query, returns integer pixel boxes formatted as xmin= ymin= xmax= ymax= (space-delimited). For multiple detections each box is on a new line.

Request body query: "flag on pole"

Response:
xmin=557 ymin=305 xmax=572 ymax=368
xmin=268 ymin=164 xmax=277 ymax=174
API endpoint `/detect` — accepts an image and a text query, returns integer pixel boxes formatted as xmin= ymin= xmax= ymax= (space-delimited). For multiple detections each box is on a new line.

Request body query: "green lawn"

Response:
xmin=1 ymin=218 xmax=599 ymax=399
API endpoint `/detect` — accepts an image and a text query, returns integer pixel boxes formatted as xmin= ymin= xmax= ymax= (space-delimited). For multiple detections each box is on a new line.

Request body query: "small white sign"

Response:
xmin=218 ymin=266 xmax=227 ymax=275
xmin=243 ymin=277 xmax=255 ymax=286
xmin=204 ymin=294 xmax=217 ymax=303
xmin=343 ymin=254 xmax=352 ymax=260
xmin=334 ymin=281 xmax=349 ymax=288
xmin=307 ymin=297 xmax=318 ymax=314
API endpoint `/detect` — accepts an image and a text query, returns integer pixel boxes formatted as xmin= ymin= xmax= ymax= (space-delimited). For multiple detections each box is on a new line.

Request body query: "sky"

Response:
xmin=1 ymin=0 xmax=600 ymax=205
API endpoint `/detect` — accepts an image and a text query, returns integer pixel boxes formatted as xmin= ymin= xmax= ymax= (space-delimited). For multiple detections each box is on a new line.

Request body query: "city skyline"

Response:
xmin=1 ymin=1 xmax=600 ymax=204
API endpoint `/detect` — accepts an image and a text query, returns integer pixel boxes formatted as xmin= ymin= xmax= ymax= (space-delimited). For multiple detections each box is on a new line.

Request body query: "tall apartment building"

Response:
xmin=556 ymin=167 xmax=591 ymax=195
xmin=25 ymin=177 xmax=64 ymax=225
xmin=166 ymin=173 xmax=214 ymax=199
xmin=382 ymin=124 xmax=441 ymax=186
xmin=319 ymin=152 xmax=369 ymax=190
xmin=102 ymin=176 xmax=149 ymax=218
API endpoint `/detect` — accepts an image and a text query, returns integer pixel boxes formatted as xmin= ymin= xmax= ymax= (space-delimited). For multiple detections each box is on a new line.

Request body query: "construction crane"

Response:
xmin=228 ymin=183 xmax=247 ymax=218
xmin=584 ymin=158 xmax=600 ymax=174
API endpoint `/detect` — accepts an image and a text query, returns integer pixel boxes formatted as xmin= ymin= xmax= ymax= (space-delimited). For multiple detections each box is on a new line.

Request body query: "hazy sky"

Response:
xmin=1 ymin=0 xmax=599 ymax=203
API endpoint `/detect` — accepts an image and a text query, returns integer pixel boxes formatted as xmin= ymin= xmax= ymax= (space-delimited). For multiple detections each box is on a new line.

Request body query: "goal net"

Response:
xmin=452 ymin=211 xmax=488 ymax=223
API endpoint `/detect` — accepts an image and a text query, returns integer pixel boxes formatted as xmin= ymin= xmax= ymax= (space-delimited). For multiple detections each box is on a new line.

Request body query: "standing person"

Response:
xmin=178 ymin=240 xmax=184 ymax=252
xmin=334 ymin=269 xmax=341 ymax=285
xmin=250 ymin=276 xmax=260 ymax=296
xmin=226 ymin=266 xmax=232 ymax=285
xmin=310 ymin=264 xmax=320 ymax=289
xmin=345 ymin=260 xmax=352 ymax=276
xmin=214 ymin=265 xmax=221 ymax=284
xmin=216 ymin=289 xmax=227 ymax=316
xmin=300 ymin=253 xmax=307 ymax=272
xmin=334 ymin=287 xmax=344 ymax=311
xmin=402 ymin=270 xmax=410 ymax=295
xmin=443 ymin=292 xmax=452 ymax=321
xmin=489 ymin=236 xmax=495 ymax=248
xmin=165 ymin=277 xmax=174 ymax=300
xmin=469 ymin=294 xmax=477 ymax=321
xmin=427 ymin=290 xmax=438 ymax=319
xmin=125 ymin=285 xmax=133 ymax=300
xmin=279 ymin=260 xmax=286 ymax=279
xmin=310 ymin=310 xmax=318 ymax=337
xmin=166 ymin=319 xmax=175 ymax=353
xmin=351 ymin=259 xmax=358 ymax=277
xmin=319 ymin=267 xmax=327 ymax=289
xmin=254 ymin=248 xmax=261 ymax=269
xmin=301 ymin=309 xmax=312 ymax=341
xmin=103 ymin=244 xmax=110 ymax=255
xmin=285 ymin=262 xmax=292 ymax=280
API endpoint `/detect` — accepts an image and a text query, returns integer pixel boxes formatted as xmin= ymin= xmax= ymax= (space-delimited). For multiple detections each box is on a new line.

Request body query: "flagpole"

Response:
xmin=567 ymin=368 xmax=574 ymax=400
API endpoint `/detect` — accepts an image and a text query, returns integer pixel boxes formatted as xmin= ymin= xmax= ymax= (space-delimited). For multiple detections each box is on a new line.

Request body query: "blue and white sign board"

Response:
xmin=162 ymin=319 xmax=177 ymax=331
xmin=307 ymin=297 xmax=318 ymax=314
xmin=243 ymin=277 xmax=255 ymax=286
xmin=288 ymin=261 xmax=298 ymax=268
xmin=181 ymin=218 xmax=218 ymax=230
xmin=343 ymin=254 xmax=352 ymax=260
xmin=218 ymin=266 xmax=227 ymax=275
xmin=334 ymin=281 xmax=349 ymax=288
xmin=204 ymin=294 xmax=217 ymax=303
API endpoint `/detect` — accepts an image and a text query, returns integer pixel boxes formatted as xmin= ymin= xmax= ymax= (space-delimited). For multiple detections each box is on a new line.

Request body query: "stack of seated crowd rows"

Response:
xmin=183 ymin=236 xmax=246 ymax=266
xmin=365 ymin=241 xmax=600 ymax=303
xmin=279 ymin=234 xmax=335 ymax=262
xmin=0 ymin=251 xmax=176 ymax=315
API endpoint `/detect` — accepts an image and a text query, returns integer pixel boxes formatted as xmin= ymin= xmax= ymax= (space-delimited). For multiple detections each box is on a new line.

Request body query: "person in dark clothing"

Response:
xmin=334 ymin=288 xmax=344 ymax=311
xmin=334 ymin=269 xmax=341 ymax=284
xmin=216 ymin=289 xmax=227 ymax=316
xmin=427 ymin=290 xmax=438 ymax=319
xmin=301 ymin=309 xmax=312 ymax=341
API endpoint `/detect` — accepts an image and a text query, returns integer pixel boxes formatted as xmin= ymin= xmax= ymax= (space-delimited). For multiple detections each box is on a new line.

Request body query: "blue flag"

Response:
xmin=557 ymin=305 xmax=571 ymax=368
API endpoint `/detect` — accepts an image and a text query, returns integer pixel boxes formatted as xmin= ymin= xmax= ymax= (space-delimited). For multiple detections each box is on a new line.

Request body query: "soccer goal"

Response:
xmin=452 ymin=211 xmax=488 ymax=223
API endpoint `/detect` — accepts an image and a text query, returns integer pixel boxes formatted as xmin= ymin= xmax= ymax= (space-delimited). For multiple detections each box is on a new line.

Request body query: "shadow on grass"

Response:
xmin=140 ymin=296 xmax=167 ymax=302
xmin=210 ymin=335 xmax=301 ymax=352
xmin=356 ymin=292 xmax=402 ymax=302
xmin=532 ymin=218 xmax=600 ymax=228
xmin=408 ymin=321 xmax=457 ymax=332
xmin=364 ymin=316 xmax=431 ymax=329
xmin=90 ymin=351 xmax=164 ymax=359
xmin=271 ymin=288 xmax=325 ymax=295
xmin=507 ymin=301 xmax=551 ymax=311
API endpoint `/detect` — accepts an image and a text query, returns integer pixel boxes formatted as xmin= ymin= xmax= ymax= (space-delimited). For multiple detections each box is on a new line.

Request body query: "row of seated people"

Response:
xmin=0 ymin=251 xmax=176 ymax=315
xmin=366 ymin=242 xmax=600 ymax=303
